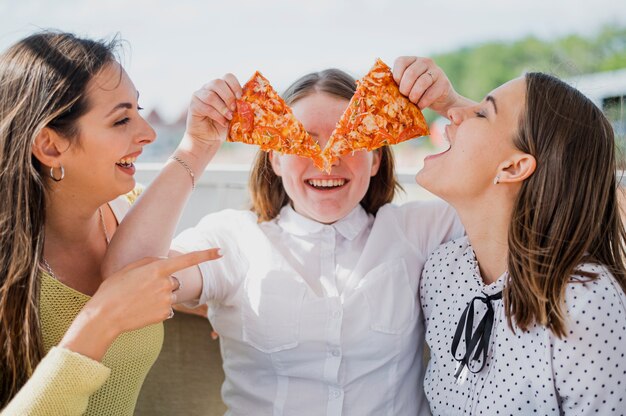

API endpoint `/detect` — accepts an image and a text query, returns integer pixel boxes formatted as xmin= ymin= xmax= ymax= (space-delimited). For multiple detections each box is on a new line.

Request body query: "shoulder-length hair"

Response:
xmin=506 ymin=72 xmax=626 ymax=337
xmin=0 ymin=31 xmax=119 ymax=404
xmin=249 ymin=69 xmax=402 ymax=222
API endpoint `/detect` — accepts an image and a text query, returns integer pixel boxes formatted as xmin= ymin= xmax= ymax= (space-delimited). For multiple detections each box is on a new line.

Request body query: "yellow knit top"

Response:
xmin=38 ymin=273 xmax=164 ymax=415
xmin=1 ymin=190 xmax=163 ymax=416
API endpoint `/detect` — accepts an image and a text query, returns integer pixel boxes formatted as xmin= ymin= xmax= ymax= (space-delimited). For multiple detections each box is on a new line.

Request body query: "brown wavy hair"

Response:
xmin=0 ymin=31 xmax=118 ymax=405
xmin=249 ymin=69 xmax=403 ymax=222
xmin=506 ymin=72 xmax=626 ymax=337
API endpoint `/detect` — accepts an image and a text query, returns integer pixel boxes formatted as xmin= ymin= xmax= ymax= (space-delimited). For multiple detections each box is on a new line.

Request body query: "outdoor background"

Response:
xmin=2 ymin=0 xmax=625 ymax=170
xmin=1 ymin=1 xmax=625 ymax=415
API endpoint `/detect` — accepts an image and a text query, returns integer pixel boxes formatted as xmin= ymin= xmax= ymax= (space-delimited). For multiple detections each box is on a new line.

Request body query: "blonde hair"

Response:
xmin=0 ymin=31 xmax=119 ymax=404
xmin=249 ymin=69 xmax=402 ymax=222
xmin=506 ymin=72 xmax=626 ymax=337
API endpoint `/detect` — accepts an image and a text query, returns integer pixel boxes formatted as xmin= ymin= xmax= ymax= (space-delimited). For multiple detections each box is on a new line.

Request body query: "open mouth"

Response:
xmin=431 ymin=144 xmax=451 ymax=157
xmin=116 ymin=156 xmax=137 ymax=169
xmin=306 ymin=178 xmax=348 ymax=190
xmin=426 ymin=127 xmax=452 ymax=160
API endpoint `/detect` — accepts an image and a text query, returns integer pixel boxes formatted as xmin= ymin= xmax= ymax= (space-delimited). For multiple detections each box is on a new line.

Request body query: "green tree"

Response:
xmin=433 ymin=23 xmax=626 ymax=100
xmin=417 ymin=24 xmax=626 ymax=157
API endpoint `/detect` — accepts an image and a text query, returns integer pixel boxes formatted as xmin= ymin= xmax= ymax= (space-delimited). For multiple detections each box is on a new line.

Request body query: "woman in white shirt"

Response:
xmin=104 ymin=59 xmax=466 ymax=415
xmin=399 ymin=63 xmax=626 ymax=414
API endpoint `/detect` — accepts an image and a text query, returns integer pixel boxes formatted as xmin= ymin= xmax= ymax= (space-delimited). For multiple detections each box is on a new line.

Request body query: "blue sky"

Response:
xmin=1 ymin=0 xmax=624 ymax=120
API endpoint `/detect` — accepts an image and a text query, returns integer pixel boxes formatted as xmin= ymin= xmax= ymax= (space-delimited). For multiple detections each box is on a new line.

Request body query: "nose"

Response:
xmin=137 ymin=117 xmax=157 ymax=145
xmin=325 ymin=154 xmax=341 ymax=173
xmin=447 ymin=107 xmax=466 ymax=125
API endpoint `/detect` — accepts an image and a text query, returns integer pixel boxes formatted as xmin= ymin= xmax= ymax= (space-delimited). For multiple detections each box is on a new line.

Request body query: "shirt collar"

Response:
xmin=277 ymin=204 xmax=371 ymax=241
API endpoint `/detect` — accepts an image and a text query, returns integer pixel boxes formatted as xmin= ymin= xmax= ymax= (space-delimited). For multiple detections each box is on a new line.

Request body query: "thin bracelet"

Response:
xmin=169 ymin=155 xmax=195 ymax=190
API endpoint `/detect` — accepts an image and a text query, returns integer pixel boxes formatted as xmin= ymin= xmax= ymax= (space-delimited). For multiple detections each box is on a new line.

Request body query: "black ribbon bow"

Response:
xmin=450 ymin=290 xmax=503 ymax=382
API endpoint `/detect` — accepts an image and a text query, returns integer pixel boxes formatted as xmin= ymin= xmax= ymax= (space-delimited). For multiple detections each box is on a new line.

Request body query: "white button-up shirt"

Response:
xmin=173 ymin=201 xmax=463 ymax=416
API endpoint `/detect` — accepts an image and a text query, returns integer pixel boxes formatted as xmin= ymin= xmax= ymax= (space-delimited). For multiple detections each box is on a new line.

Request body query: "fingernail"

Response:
xmin=225 ymin=111 xmax=233 ymax=120
xmin=217 ymin=248 xmax=224 ymax=256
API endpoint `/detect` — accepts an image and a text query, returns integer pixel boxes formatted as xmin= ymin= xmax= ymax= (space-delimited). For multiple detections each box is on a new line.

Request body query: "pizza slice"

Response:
xmin=227 ymin=71 xmax=324 ymax=169
xmin=321 ymin=58 xmax=430 ymax=171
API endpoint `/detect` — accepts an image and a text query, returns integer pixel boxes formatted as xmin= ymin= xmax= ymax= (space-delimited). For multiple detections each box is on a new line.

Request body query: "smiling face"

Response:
xmin=270 ymin=92 xmax=381 ymax=224
xmin=416 ymin=77 xmax=527 ymax=204
xmin=60 ymin=62 xmax=156 ymax=201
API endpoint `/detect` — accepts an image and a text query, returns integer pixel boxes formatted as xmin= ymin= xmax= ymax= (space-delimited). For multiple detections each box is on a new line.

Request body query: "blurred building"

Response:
xmin=570 ymin=68 xmax=626 ymax=158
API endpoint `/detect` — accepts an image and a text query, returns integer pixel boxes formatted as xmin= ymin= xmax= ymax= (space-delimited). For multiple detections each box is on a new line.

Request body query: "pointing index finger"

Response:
xmin=157 ymin=248 xmax=222 ymax=276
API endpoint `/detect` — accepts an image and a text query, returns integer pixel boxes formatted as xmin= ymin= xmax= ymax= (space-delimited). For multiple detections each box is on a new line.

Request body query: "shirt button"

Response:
xmin=331 ymin=349 xmax=341 ymax=357
xmin=329 ymin=389 xmax=342 ymax=399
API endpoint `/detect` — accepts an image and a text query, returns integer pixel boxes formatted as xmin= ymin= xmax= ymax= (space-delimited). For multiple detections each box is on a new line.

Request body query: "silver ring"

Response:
xmin=172 ymin=275 xmax=182 ymax=292
xmin=167 ymin=308 xmax=175 ymax=320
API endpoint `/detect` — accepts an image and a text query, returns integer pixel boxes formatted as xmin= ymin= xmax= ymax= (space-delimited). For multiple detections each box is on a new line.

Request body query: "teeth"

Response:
xmin=116 ymin=156 xmax=137 ymax=165
xmin=307 ymin=179 xmax=346 ymax=188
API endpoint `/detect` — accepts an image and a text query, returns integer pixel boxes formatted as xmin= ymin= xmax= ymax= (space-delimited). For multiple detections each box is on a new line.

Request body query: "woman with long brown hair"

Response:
xmin=0 ymin=32 xmax=219 ymax=415
xmin=393 ymin=55 xmax=626 ymax=414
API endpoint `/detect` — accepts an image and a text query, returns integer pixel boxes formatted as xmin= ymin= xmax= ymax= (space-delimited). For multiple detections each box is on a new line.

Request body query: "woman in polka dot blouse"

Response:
xmin=397 ymin=65 xmax=626 ymax=414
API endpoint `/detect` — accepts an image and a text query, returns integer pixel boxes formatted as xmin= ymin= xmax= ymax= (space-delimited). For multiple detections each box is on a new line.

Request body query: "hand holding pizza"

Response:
xmin=392 ymin=56 xmax=464 ymax=117
xmin=184 ymin=73 xmax=243 ymax=146
xmin=228 ymin=60 xmax=432 ymax=171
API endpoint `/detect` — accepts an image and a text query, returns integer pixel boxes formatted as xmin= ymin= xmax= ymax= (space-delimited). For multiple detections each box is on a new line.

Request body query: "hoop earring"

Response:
xmin=493 ymin=175 xmax=500 ymax=185
xmin=49 ymin=165 xmax=65 ymax=182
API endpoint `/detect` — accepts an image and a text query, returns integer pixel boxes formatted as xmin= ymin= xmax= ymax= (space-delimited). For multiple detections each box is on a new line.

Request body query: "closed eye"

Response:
xmin=113 ymin=103 xmax=142 ymax=126
xmin=474 ymin=110 xmax=487 ymax=118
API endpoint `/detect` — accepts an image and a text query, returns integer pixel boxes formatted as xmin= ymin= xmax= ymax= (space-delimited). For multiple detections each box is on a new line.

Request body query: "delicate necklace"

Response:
xmin=42 ymin=257 xmax=58 ymax=280
xmin=42 ymin=206 xmax=110 ymax=280
xmin=98 ymin=206 xmax=111 ymax=244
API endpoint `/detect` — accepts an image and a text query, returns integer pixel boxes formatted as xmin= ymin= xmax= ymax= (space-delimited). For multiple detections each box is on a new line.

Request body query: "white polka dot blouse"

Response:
xmin=420 ymin=236 xmax=626 ymax=415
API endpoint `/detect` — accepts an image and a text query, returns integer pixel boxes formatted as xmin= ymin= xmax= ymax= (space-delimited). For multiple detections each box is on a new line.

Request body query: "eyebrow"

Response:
xmin=486 ymin=95 xmax=498 ymax=114
xmin=106 ymin=102 xmax=132 ymax=117
xmin=105 ymin=91 xmax=140 ymax=117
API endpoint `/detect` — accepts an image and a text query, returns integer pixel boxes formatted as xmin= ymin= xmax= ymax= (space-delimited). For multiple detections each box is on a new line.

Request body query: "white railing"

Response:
xmin=135 ymin=163 xmax=436 ymax=232
xmin=137 ymin=164 xmax=626 ymax=233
